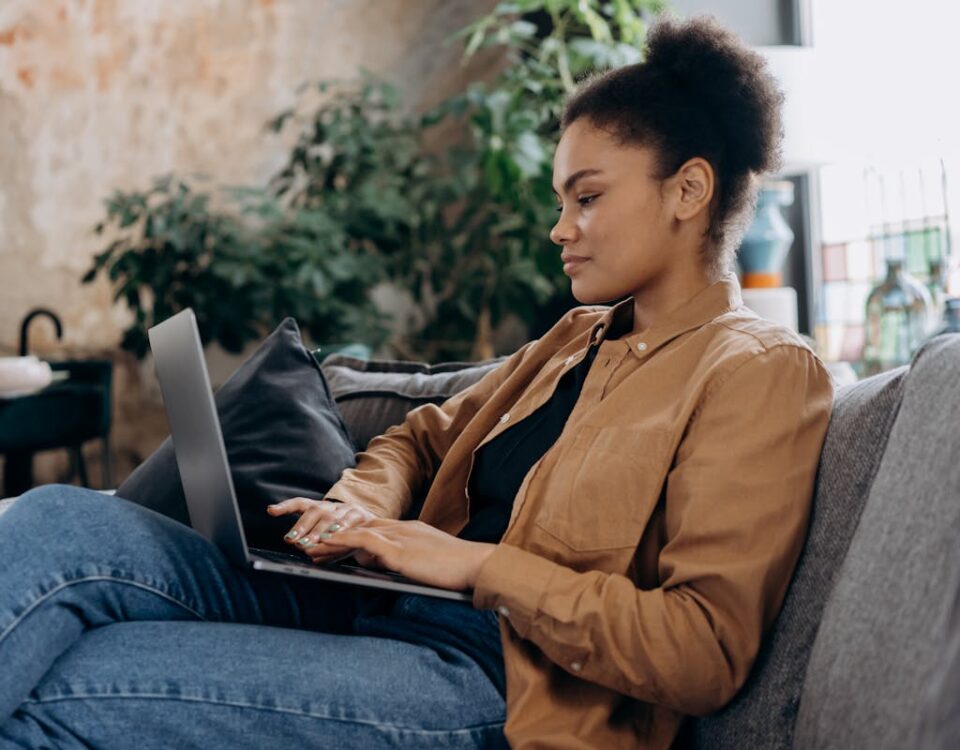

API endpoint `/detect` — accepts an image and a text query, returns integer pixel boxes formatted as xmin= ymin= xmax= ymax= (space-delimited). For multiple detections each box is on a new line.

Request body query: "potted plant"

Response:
xmin=83 ymin=0 xmax=667 ymax=362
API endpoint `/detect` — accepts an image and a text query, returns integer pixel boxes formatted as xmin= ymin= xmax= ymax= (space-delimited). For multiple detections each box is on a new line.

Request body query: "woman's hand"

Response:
xmin=266 ymin=497 xmax=383 ymax=565
xmin=305 ymin=517 xmax=497 ymax=592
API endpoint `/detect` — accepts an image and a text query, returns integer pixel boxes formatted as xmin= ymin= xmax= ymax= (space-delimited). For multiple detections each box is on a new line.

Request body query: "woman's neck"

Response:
xmin=628 ymin=266 xmax=717 ymax=336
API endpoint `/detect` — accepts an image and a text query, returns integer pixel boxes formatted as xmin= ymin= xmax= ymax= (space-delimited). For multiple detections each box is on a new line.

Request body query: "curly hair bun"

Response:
xmin=643 ymin=14 xmax=784 ymax=175
xmin=560 ymin=14 xmax=786 ymax=273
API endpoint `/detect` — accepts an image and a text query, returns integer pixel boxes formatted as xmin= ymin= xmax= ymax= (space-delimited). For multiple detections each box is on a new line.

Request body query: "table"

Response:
xmin=0 ymin=360 xmax=112 ymax=497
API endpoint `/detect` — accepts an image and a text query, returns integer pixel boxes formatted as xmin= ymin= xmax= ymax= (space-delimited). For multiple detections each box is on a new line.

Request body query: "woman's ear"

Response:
xmin=671 ymin=157 xmax=715 ymax=221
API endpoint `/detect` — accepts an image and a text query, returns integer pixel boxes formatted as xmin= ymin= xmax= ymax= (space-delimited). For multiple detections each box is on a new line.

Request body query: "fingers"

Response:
xmin=266 ymin=497 xmax=317 ymax=516
xmin=304 ymin=525 xmax=367 ymax=558
xmin=306 ymin=526 xmax=396 ymax=566
xmin=280 ymin=503 xmax=382 ymax=551
xmin=266 ymin=496 xmax=398 ymax=564
xmin=283 ymin=506 xmax=328 ymax=549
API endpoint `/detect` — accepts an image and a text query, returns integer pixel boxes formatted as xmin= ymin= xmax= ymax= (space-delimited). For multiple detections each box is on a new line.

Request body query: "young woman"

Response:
xmin=0 ymin=15 xmax=832 ymax=749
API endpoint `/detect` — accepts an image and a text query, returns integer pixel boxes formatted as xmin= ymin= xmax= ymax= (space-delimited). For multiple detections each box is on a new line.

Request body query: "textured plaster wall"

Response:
xmin=0 ymin=0 xmax=499 ymax=487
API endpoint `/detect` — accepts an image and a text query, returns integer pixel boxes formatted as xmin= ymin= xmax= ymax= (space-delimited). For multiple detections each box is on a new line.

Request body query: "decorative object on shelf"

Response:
xmin=737 ymin=180 xmax=800 ymax=331
xmin=738 ymin=180 xmax=796 ymax=288
xmin=862 ymin=258 xmax=935 ymax=377
xmin=935 ymin=297 xmax=960 ymax=335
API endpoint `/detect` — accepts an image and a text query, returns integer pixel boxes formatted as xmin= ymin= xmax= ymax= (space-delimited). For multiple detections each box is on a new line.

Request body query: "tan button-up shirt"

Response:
xmin=327 ymin=273 xmax=834 ymax=749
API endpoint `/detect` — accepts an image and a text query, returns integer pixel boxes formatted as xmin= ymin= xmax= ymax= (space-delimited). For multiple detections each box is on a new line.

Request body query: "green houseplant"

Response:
xmin=405 ymin=0 xmax=667 ymax=359
xmin=82 ymin=174 xmax=389 ymax=359
xmin=83 ymin=0 xmax=667 ymax=362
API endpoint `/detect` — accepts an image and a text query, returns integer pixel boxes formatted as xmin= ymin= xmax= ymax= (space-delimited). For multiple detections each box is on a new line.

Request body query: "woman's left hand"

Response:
xmin=304 ymin=518 xmax=496 ymax=592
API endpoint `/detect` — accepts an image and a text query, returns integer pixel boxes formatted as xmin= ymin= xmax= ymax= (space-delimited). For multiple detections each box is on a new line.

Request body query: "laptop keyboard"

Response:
xmin=251 ymin=547 xmax=311 ymax=565
xmin=250 ymin=547 xmax=411 ymax=582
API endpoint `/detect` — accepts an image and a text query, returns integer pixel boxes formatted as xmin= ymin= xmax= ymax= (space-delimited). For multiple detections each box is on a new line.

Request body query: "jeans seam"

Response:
xmin=0 ymin=576 xmax=209 ymax=646
xmin=21 ymin=693 xmax=506 ymax=735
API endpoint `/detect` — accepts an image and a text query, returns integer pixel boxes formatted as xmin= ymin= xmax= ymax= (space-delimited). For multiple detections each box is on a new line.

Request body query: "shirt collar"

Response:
xmin=587 ymin=272 xmax=744 ymax=359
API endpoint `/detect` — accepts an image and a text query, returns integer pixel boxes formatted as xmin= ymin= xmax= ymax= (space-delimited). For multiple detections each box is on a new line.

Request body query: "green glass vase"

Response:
xmin=862 ymin=258 xmax=934 ymax=376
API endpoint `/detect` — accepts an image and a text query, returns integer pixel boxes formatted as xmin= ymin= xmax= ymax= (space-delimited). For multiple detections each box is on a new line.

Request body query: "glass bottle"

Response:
xmin=927 ymin=258 xmax=947 ymax=328
xmin=862 ymin=258 xmax=935 ymax=376
xmin=935 ymin=297 xmax=960 ymax=336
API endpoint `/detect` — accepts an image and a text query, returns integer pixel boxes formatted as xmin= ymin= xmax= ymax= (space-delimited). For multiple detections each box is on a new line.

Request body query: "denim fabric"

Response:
xmin=0 ymin=485 xmax=507 ymax=749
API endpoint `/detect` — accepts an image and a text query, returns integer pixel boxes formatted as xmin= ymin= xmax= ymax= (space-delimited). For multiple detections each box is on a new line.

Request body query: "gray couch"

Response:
xmin=2 ymin=334 xmax=958 ymax=748
xmin=691 ymin=333 xmax=960 ymax=749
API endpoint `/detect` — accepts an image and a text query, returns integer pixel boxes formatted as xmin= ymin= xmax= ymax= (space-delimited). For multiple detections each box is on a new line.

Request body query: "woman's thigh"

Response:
xmin=0 ymin=620 xmax=508 ymax=750
xmin=0 ymin=485 xmax=374 ymax=721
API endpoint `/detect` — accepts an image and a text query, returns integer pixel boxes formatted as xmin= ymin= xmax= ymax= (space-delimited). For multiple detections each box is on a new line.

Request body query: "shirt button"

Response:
xmin=570 ymin=661 xmax=583 ymax=672
xmin=499 ymin=413 xmax=510 ymax=424
xmin=636 ymin=342 xmax=648 ymax=352
xmin=498 ymin=605 xmax=510 ymax=617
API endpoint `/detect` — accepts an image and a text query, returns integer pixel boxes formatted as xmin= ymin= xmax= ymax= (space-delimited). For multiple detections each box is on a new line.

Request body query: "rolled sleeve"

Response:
xmin=472 ymin=543 xmax=558 ymax=638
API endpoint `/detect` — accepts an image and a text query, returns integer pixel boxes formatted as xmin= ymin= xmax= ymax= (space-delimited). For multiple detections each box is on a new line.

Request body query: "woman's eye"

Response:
xmin=555 ymin=195 xmax=598 ymax=213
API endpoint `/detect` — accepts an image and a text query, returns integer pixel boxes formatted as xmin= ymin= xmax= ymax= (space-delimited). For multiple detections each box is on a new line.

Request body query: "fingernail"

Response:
xmin=303 ymin=542 xmax=318 ymax=549
xmin=298 ymin=537 xmax=312 ymax=546
xmin=285 ymin=531 xmax=298 ymax=540
xmin=326 ymin=523 xmax=341 ymax=532
xmin=318 ymin=532 xmax=333 ymax=540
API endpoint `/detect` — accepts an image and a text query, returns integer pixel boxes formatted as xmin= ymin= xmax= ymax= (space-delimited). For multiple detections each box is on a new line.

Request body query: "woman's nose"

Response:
xmin=550 ymin=210 xmax=579 ymax=246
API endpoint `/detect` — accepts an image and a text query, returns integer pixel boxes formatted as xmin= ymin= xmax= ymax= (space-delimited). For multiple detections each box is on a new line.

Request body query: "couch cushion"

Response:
xmin=915 ymin=566 xmax=960 ymax=749
xmin=115 ymin=318 xmax=358 ymax=552
xmin=691 ymin=363 xmax=908 ymax=749
xmin=794 ymin=334 xmax=960 ymax=749
xmin=319 ymin=354 xmax=506 ymax=452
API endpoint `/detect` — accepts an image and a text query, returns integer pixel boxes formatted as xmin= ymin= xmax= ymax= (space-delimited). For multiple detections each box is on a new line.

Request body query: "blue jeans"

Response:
xmin=0 ymin=485 xmax=507 ymax=749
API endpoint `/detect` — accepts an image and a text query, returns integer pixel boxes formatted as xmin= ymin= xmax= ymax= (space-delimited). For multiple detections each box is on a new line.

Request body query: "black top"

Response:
xmin=456 ymin=341 xmax=601 ymax=544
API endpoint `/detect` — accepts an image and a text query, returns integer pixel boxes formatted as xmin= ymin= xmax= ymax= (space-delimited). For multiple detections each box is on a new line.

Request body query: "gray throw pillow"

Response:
xmin=319 ymin=354 xmax=507 ymax=452
xmin=116 ymin=318 xmax=358 ymax=553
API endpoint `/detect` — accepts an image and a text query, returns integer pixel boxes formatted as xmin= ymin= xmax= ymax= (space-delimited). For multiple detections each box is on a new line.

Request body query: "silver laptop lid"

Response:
xmin=148 ymin=308 xmax=249 ymax=566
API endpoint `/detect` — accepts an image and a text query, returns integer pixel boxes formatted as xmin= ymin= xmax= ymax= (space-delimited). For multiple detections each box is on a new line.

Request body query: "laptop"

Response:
xmin=148 ymin=308 xmax=472 ymax=602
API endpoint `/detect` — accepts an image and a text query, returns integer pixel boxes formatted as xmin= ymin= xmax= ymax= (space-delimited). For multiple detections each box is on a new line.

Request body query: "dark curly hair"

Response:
xmin=560 ymin=14 xmax=784 ymax=277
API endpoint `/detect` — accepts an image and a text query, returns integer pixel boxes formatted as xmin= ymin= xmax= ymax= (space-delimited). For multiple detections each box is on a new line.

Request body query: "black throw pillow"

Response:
xmin=116 ymin=317 xmax=358 ymax=553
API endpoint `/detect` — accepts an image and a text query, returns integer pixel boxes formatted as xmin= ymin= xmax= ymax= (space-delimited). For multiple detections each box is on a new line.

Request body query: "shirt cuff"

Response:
xmin=472 ymin=543 xmax=559 ymax=639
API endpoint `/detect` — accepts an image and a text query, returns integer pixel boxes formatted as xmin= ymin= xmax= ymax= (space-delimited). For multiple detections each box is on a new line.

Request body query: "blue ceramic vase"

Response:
xmin=738 ymin=181 xmax=795 ymax=288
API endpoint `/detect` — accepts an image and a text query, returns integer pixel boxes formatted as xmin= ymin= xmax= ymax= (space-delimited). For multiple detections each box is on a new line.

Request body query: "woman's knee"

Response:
xmin=13 ymin=485 xmax=117 ymax=525
xmin=6 ymin=485 xmax=178 ymax=560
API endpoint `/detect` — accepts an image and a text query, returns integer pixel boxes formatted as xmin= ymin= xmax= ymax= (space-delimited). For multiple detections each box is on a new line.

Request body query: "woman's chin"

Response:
xmin=570 ymin=281 xmax=621 ymax=306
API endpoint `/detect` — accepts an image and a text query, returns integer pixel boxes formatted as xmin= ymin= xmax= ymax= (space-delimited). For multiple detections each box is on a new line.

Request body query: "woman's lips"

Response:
xmin=561 ymin=255 xmax=589 ymax=274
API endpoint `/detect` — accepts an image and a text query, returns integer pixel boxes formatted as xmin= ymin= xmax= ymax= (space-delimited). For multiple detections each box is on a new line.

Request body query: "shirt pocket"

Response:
xmin=534 ymin=425 xmax=672 ymax=552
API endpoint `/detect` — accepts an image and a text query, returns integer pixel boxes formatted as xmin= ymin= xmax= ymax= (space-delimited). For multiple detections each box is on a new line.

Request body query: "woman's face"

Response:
xmin=550 ymin=118 xmax=680 ymax=305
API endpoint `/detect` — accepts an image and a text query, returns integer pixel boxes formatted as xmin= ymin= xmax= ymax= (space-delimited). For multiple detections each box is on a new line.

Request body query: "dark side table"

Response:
xmin=0 ymin=360 xmax=113 ymax=497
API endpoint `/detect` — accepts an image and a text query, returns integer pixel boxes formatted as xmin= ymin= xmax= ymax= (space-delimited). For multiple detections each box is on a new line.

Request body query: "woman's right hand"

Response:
xmin=266 ymin=497 xmax=383 ymax=566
